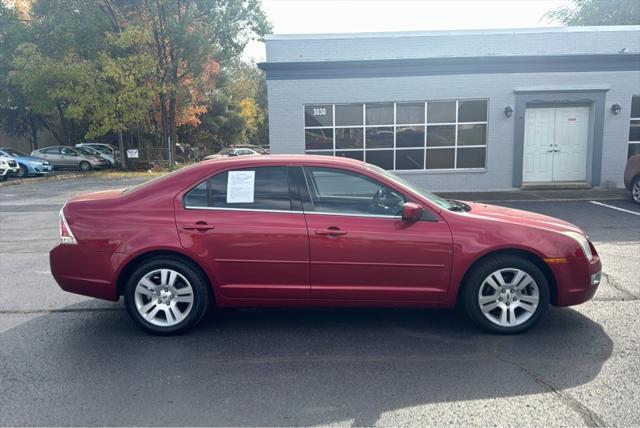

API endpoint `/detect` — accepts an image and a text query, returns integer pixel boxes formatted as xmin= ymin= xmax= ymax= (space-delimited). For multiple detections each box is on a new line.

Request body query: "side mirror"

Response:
xmin=401 ymin=202 xmax=423 ymax=222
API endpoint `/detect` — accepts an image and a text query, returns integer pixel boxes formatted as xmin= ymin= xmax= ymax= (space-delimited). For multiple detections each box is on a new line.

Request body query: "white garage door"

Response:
xmin=523 ymin=106 xmax=590 ymax=183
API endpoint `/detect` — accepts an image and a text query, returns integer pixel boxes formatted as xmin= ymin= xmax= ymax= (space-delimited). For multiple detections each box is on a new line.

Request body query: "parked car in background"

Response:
xmin=0 ymin=148 xmax=54 ymax=177
xmin=76 ymin=143 xmax=118 ymax=166
xmin=31 ymin=146 xmax=110 ymax=171
xmin=624 ymin=154 xmax=640 ymax=204
xmin=50 ymin=155 xmax=601 ymax=335
xmin=74 ymin=146 xmax=113 ymax=168
xmin=0 ymin=155 xmax=19 ymax=181
xmin=204 ymin=145 xmax=268 ymax=160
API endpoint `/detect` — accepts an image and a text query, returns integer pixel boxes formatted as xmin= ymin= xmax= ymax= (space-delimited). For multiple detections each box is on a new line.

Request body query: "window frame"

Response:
xmin=182 ymin=165 xmax=303 ymax=214
xmin=629 ymin=96 xmax=640 ymax=159
xmin=303 ymin=99 xmax=489 ymax=172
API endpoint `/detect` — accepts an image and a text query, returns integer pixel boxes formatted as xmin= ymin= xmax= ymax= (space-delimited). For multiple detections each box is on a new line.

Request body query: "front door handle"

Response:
xmin=182 ymin=222 xmax=215 ymax=231
xmin=315 ymin=227 xmax=347 ymax=236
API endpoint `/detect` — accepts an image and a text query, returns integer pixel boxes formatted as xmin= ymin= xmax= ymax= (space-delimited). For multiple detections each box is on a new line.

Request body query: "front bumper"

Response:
xmin=30 ymin=164 xmax=54 ymax=174
xmin=551 ymin=255 xmax=602 ymax=307
xmin=1 ymin=166 xmax=19 ymax=176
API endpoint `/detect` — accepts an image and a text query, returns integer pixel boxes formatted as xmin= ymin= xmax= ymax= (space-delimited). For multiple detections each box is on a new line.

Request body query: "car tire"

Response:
xmin=632 ymin=176 xmax=640 ymax=205
xmin=16 ymin=164 xmax=28 ymax=178
xmin=124 ymin=257 xmax=211 ymax=335
xmin=461 ymin=255 xmax=549 ymax=334
xmin=0 ymin=174 xmax=6 ymax=182
xmin=79 ymin=161 xmax=92 ymax=172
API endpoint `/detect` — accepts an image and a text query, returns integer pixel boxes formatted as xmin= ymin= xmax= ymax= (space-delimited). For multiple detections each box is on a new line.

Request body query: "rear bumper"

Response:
xmin=552 ymin=255 xmax=602 ymax=307
xmin=50 ymin=244 xmax=122 ymax=301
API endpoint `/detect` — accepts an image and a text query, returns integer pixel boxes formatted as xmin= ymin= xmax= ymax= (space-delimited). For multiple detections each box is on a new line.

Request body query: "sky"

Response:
xmin=244 ymin=0 xmax=572 ymax=61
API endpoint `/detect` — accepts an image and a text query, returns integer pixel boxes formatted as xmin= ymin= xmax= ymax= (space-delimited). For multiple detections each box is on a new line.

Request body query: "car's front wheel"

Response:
xmin=79 ymin=161 xmax=91 ymax=171
xmin=461 ymin=255 xmax=549 ymax=334
xmin=16 ymin=164 xmax=28 ymax=178
xmin=124 ymin=257 xmax=211 ymax=334
xmin=632 ymin=176 xmax=640 ymax=204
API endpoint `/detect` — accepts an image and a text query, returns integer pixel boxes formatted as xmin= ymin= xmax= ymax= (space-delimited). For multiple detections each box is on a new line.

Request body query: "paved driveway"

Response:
xmin=1 ymin=178 xmax=639 ymax=426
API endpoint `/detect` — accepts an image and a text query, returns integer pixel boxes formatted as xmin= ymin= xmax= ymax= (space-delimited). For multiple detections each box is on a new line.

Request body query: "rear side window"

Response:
xmin=42 ymin=147 xmax=61 ymax=154
xmin=184 ymin=166 xmax=292 ymax=211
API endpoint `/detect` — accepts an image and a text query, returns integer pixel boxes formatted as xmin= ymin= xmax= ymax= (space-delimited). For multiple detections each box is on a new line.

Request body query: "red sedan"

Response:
xmin=50 ymin=155 xmax=601 ymax=334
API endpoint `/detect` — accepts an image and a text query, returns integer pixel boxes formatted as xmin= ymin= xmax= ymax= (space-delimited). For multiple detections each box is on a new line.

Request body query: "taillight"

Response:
xmin=59 ymin=206 xmax=77 ymax=245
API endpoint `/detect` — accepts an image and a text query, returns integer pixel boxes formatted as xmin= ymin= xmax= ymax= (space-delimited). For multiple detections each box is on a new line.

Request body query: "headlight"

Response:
xmin=31 ymin=160 xmax=43 ymax=166
xmin=43 ymin=160 xmax=50 ymax=165
xmin=563 ymin=231 xmax=593 ymax=261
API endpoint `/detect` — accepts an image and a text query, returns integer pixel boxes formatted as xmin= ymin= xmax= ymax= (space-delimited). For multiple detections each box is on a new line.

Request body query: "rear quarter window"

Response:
xmin=184 ymin=166 xmax=292 ymax=211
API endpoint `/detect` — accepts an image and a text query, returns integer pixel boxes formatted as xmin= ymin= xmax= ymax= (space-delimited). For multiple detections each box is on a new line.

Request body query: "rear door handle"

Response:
xmin=315 ymin=227 xmax=347 ymax=236
xmin=182 ymin=222 xmax=215 ymax=231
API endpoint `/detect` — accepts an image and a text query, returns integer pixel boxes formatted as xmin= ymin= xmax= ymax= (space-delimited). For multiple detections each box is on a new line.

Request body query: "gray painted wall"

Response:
xmin=266 ymin=71 xmax=640 ymax=191
xmin=266 ymin=26 xmax=640 ymax=62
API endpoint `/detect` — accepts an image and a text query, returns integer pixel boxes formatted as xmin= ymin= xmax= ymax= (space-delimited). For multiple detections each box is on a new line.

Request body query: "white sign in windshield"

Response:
xmin=226 ymin=170 xmax=255 ymax=203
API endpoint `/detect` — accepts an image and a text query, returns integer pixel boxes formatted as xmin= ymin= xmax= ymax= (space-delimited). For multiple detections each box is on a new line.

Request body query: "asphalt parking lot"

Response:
xmin=1 ymin=177 xmax=639 ymax=426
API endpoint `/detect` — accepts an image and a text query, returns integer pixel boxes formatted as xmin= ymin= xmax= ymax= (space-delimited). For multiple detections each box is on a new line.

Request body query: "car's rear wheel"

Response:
xmin=79 ymin=161 xmax=91 ymax=171
xmin=124 ymin=257 xmax=211 ymax=334
xmin=16 ymin=164 xmax=28 ymax=178
xmin=632 ymin=176 xmax=640 ymax=204
xmin=461 ymin=255 xmax=549 ymax=334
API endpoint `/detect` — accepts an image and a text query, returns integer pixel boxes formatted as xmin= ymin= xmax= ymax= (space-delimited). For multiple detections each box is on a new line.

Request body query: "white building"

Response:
xmin=259 ymin=26 xmax=640 ymax=191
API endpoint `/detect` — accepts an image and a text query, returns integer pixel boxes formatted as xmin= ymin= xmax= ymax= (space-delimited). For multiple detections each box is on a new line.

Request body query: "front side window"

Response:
xmin=629 ymin=96 xmax=640 ymax=158
xmin=303 ymin=99 xmax=488 ymax=171
xmin=184 ymin=166 xmax=292 ymax=211
xmin=61 ymin=148 xmax=78 ymax=156
xmin=303 ymin=167 xmax=405 ymax=217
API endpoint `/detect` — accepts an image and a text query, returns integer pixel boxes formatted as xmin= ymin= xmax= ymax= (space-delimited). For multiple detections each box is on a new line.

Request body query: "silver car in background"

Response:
xmin=75 ymin=143 xmax=119 ymax=166
xmin=31 ymin=146 xmax=110 ymax=171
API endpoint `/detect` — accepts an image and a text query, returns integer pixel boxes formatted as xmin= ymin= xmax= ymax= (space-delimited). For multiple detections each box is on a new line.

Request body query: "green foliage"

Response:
xmin=0 ymin=0 xmax=272 ymax=163
xmin=545 ymin=0 xmax=640 ymax=25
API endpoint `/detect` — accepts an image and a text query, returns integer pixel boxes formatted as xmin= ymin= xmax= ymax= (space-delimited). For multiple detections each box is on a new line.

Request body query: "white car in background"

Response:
xmin=0 ymin=156 xmax=19 ymax=181
xmin=75 ymin=143 xmax=119 ymax=166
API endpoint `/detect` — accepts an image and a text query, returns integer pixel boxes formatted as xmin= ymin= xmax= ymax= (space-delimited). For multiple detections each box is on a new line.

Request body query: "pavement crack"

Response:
xmin=602 ymin=272 xmax=640 ymax=300
xmin=489 ymin=353 xmax=606 ymax=427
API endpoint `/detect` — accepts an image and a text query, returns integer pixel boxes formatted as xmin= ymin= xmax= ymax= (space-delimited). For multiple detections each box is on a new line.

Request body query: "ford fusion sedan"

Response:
xmin=0 ymin=148 xmax=53 ymax=177
xmin=50 ymin=155 xmax=601 ymax=335
xmin=32 ymin=146 xmax=109 ymax=171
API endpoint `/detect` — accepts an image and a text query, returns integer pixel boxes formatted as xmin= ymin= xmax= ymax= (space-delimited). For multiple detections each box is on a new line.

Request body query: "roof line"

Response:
xmin=264 ymin=25 xmax=640 ymax=41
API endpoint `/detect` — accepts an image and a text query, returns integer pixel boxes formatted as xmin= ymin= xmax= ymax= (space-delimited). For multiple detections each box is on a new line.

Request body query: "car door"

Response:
xmin=60 ymin=147 xmax=80 ymax=167
xmin=298 ymin=166 xmax=453 ymax=302
xmin=39 ymin=147 xmax=62 ymax=167
xmin=175 ymin=165 xmax=310 ymax=300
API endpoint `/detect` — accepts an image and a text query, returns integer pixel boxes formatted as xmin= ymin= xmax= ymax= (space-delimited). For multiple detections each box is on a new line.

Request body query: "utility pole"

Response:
xmin=118 ymin=129 xmax=126 ymax=169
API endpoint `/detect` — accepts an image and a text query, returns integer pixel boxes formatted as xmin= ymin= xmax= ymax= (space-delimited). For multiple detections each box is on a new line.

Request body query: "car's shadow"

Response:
xmin=0 ymin=304 xmax=612 ymax=426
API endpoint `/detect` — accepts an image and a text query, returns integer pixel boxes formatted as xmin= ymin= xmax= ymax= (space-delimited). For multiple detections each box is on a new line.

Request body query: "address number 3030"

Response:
xmin=312 ymin=108 xmax=327 ymax=116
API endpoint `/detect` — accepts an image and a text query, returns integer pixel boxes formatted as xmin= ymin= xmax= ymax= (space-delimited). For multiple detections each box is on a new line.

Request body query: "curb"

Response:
xmin=0 ymin=173 xmax=87 ymax=188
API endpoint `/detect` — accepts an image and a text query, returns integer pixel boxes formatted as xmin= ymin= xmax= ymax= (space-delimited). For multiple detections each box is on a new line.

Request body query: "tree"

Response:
xmin=545 ymin=0 xmax=640 ymax=25
xmin=130 ymin=0 xmax=272 ymax=165
xmin=0 ymin=1 xmax=49 ymax=150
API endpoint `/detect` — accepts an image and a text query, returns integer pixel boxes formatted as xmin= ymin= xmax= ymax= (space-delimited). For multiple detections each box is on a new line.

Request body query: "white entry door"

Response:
xmin=523 ymin=106 xmax=590 ymax=183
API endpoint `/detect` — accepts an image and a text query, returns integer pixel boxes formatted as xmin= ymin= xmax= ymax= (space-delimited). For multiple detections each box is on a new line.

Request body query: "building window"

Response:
xmin=303 ymin=100 xmax=488 ymax=171
xmin=629 ymin=96 xmax=640 ymax=158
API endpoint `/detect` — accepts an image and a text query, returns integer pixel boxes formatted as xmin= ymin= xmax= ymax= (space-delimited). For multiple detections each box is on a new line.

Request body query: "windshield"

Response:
xmin=75 ymin=147 xmax=98 ymax=156
xmin=2 ymin=149 xmax=28 ymax=157
xmin=364 ymin=163 xmax=454 ymax=210
xmin=86 ymin=145 xmax=108 ymax=154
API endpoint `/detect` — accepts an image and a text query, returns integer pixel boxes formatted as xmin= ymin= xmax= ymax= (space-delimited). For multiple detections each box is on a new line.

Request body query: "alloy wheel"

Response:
xmin=633 ymin=179 xmax=640 ymax=203
xmin=477 ymin=268 xmax=540 ymax=328
xmin=134 ymin=268 xmax=195 ymax=327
